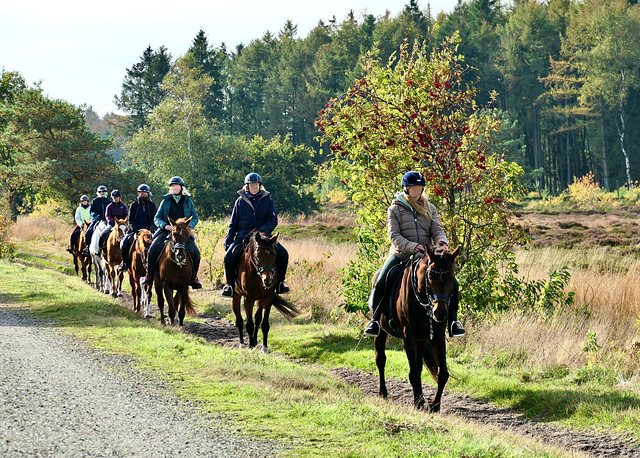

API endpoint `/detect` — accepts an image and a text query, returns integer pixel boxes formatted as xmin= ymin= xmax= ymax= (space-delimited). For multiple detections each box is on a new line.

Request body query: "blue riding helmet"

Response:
xmin=401 ymin=171 xmax=426 ymax=187
xmin=244 ymin=172 xmax=262 ymax=184
xmin=111 ymin=189 xmax=121 ymax=197
xmin=80 ymin=195 xmax=89 ymax=202
xmin=169 ymin=176 xmax=185 ymax=186
xmin=137 ymin=183 xmax=151 ymax=193
xmin=97 ymin=185 xmax=108 ymax=193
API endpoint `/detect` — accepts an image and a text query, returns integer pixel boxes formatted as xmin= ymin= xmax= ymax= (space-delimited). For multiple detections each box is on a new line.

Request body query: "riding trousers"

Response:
xmin=223 ymin=239 xmax=288 ymax=288
xmin=369 ymin=254 xmax=460 ymax=324
xmin=147 ymin=230 xmax=201 ymax=281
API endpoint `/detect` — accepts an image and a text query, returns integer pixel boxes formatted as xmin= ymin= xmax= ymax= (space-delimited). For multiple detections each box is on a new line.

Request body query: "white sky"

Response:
xmin=2 ymin=0 xmax=457 ymax=117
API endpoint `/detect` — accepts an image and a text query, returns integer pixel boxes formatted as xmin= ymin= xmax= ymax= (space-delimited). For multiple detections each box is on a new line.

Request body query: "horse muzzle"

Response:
xmin=431 ymin=294 xmax=449 ymax=323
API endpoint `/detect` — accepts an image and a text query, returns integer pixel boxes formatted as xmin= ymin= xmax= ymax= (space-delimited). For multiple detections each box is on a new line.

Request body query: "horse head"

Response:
xmin=248 ymin=230 xmax=278 ymax=290
xmin=136 ymin=229 xmax=153 ymax=271
xmin=416 ymin=244 xmax=461 ymax=323
xmin=113 ymin=217 xmax=129 ymax=242
xmin=168 ymin=217 xmax=193 ymax=267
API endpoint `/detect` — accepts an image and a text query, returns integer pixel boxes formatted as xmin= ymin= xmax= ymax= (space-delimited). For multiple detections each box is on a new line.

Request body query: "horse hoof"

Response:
xmin=261 ymin=346 xmax=270 ymax=354
xmin=144 ymin=313 xmax=152 ymax=319
xmin=238 ymin=343 xmax=246 ymax=349
xmin=117 ymin=292 xmax=123 ymax=297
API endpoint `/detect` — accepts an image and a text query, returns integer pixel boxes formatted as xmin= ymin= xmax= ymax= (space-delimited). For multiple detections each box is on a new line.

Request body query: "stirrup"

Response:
xmin=117 ymin=262 xmax=127 ymax=272
xmin=276 ymin=281 xmax=290 ymax=294
xmin=363 ymin=320 xmax=380 ymax=337
xmin=450 ymin=320 xmax=465 ymax=337
xmin=221 ymin=284 xmax=234 ymax=298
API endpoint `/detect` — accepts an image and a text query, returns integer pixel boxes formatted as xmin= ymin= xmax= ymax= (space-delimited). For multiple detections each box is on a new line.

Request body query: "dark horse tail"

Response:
xmin=174 ymin=291 xmax=197 ymax=317
xmin=272 ymin=294 xmax=300 ymax=320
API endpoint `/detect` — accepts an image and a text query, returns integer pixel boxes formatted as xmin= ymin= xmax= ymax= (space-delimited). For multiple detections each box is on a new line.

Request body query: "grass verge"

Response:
xmin=0 ymin=254 xmax=575 ymax=457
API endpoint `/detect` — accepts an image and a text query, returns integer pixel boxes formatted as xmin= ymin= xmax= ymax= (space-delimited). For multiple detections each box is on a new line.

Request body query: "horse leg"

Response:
xmin=129 ymin=271 xmax=138 ymax=312
xmin=232 ymin=295 xmax=245 ymax=348
xmin=175 ymin=290 xmax=185 ymax=326
xmin=143 ymin=281 xmax=152 ymax=318
xmin=259 ymin=304 xmax=271 ymax=353
xmin=244 ymin=300 xmax=256 ymax=349
xmin=374 ymin=332 xmax=389 ymax=399
xmin=251 ymin=301 xmax=263 ymax=349
xmin=428 ymin=338 xmax=449 ymax=413
xmin=73 ymin=254 xmax=79 ymax=277
xmin=404 ymin=335 xmax=426 ymax=409
xmin=117 ymin=271 xmax=124 ymax=297
xmin=155 ymin=280 xmax=166 ymax=325
xmin=165 ymin=286 xmax=177 ymax=326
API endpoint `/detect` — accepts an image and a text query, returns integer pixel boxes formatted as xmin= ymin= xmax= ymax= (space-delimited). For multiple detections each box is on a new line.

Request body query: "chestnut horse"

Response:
xmin=105 ymin=217 xmax=128 ymax=297
xmin=128 ymin=229 xmax=153 ymax=317
xmin=232 ymin=230 xmax=299 ymax=352
xmin=71 ymin=221 xmax=92 ymax=283
xmin=154 ymin=217 xmax=197 ymax=326
xmin=375 ymin=245 xmax=461 ymax=412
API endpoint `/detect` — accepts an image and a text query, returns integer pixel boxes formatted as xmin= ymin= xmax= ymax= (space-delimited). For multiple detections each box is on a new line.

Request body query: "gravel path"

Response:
xmin=0 ymin=303 xmax=287 ymax=457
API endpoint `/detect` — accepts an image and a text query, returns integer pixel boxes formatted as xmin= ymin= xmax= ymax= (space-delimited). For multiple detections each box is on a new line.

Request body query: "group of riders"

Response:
xmin=67 ymin=170 xmax=464 ymax=338
xmin=67 ymin=173 xmax=290 ymax=297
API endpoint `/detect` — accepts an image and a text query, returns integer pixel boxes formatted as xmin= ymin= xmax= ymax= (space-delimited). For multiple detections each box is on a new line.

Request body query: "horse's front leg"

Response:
xmin=155 ymin=280 xmax=166 ymax=325
xmin=143 ymin=281 xmax=152 ymax=318
xmin=259 ymin=304 xmax=271 ymax=353
xmin=252 ymin=302 xmax=264 ymax=349
xmin=244 ymin=300 xmax=256 ymax=349
xmin=232 ymin=295 xmax=245 ymax=348
xmin=404 ymin=334 xmax=427 ymax=409
xmin=374 ymin=332 xmax=389 ymax=399
xmin=129 ymin=271 xmax=138 ymax=312
xmin=428 ymin=337 xmax=449 ymax=413
xmin=164 ymin=287 xmax=177 ymax=326
xmin=116 ymin=271 xmax=124 ymax=297
xmin=176 ymin=290 xmax=187 ymax=326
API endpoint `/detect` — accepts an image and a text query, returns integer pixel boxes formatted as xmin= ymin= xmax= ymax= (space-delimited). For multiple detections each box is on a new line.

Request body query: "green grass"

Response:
xmin=0 ymin=253 xmax=575 ymax=457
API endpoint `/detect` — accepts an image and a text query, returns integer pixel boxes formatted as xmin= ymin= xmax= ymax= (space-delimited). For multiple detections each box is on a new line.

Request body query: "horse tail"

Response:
xmin=272 ymin=294 xmax=300 ymax=320
xmin=184 ymin=291 xmax=197 ymax=317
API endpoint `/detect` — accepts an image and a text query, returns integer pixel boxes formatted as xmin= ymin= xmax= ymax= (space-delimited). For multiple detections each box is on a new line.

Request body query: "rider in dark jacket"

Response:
xmin=143 ymin=176 xmax=202 ymax=289
xmin=82 ymin=185 xmax=111 ymax=255
xmin=221 ymin=172 xmax=289 ymax=298
xmin=118 ymin=184 xmax=157 ymax=272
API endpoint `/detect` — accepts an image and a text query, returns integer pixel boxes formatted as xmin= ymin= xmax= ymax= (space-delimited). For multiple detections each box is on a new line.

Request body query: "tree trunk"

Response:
xmin=600 ymin=107 xmax=609 ymax=191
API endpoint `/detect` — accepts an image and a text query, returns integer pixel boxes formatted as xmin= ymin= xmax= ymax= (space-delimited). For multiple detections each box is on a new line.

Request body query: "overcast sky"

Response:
xmin=2 ymin=0 xmax=457 ymax=117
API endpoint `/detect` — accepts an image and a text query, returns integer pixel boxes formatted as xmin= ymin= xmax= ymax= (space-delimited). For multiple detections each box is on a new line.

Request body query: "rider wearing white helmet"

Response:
xmin=82 ymin=186 xmax=111 ymax=255
xmin=66 ymin=195 xmax=91 ymax=253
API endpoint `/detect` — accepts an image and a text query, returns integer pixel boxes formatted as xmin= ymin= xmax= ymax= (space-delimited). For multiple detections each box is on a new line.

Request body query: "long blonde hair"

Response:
xmin=402 ymin=191 xmax=432 ymax=220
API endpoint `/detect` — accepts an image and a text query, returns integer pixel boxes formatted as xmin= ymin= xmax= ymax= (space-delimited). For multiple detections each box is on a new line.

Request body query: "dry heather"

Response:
xmin=9 ymin=213 xmax=640 ymax=377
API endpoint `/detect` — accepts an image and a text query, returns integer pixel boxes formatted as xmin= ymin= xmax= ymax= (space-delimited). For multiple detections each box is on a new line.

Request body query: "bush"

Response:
xmin=0 ymin=215 xmax=16 ymax=259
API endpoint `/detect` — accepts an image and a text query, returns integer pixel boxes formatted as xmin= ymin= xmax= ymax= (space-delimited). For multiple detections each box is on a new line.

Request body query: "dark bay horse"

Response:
xmin=129 ymin=229 xmax=153 ymax=317
xmin=154 ymin=217 xmax=196 ymax=326
xmin=232 ymin=230 xmax=299 ymax=352
xmin=375 ymin=244 xmax=461 ymax=412
xmin=71 ymin=221 xmax=92 ymax=283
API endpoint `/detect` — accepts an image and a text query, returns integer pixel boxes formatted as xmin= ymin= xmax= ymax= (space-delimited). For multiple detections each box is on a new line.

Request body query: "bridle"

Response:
xmin=169 ymin=230 xmax=189 ymax=267
xmin=411 ymin=253 xmax=453 ymax=312
xmin=249 ymin=240 xmax=276 ymax=287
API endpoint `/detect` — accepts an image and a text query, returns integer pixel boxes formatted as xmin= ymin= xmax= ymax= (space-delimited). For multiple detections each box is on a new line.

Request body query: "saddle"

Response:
xmin=379 ymin=256 xmax=414 ymax=314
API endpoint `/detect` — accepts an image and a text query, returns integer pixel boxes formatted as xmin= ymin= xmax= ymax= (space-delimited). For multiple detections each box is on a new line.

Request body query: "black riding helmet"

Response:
xmin=137 ymin=183 xmax=151 ymax=193
xmin=169 ymin=176 xmax=185 ymax=186
xmin=111 ymin=189 xmax=121 ymax=197
xmin=244 ymin=172 xmax=262 ymax=184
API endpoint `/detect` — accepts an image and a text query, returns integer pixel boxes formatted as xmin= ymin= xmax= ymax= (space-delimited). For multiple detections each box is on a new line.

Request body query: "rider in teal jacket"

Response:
xmin=144 ymin=176 xmax=202 ymax=289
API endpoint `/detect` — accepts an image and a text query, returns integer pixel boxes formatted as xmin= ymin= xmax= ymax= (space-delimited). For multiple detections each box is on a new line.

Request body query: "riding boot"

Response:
xmin=363 ymin=281 xmax=386 ymax=336
xmin=118 ymin=233 xmax=133 ymax=272
xmin=187 ymin=238 xmax=202 ymax=289
xmin=143 ymin=233 xmax=164 ymax=287
xmin=448 ymin=279 xmax=465 ymax=337
xmin=275 ymin=243 xmax=290 ymax=294
xmin=221 ymin=245 xmax=236 ymax=298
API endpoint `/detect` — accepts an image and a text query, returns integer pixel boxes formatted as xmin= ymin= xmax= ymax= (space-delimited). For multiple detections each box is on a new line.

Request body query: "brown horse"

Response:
xmin=375 ymin=244 xmax=461 ymax=412
xmin=104 ymin=217 xmax=128 ymax=297
xmin=232 ymin=230 xmax=299 ymax=352
xmin=154 ymin=217 xmax=197 ymax=326
xmin=71 ymin=221 xmax=92 ymax=283
xmin=128 ymin=229 xmax=153 ymax=317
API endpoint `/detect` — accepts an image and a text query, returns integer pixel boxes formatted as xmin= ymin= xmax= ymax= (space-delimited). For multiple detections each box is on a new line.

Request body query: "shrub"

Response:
xmin=0 ymin=215 xmax=16 ymax=259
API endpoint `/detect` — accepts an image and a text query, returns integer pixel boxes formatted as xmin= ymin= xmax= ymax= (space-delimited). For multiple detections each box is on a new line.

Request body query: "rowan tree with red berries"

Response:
xmin=317 ymin=33 xmax=529 ymax=315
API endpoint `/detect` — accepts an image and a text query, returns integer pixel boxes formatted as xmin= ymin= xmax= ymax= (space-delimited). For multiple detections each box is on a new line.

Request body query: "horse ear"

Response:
xmin=426 ymin=244 xmax=436 ymax=260
xmin=168 ymin=217 xmax=175 ymax=226
xmin=185 ymin=216 xmax=193 ymax=224
xmin=451 ymin=245 xmax=461 ymax=260
xmin=269 ymin=233 xmax=279 ymax=244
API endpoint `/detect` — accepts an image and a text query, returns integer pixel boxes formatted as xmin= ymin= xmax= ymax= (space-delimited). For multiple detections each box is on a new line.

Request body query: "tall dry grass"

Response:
xmin=471 ymin=246 xmax=640 ymax=380
xmin=10 ymin=215 xmax=71 ymax=245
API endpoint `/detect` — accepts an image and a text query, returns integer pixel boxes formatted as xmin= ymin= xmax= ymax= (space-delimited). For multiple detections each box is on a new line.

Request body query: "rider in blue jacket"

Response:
xmin=82 ymin=185 xmax=111 ymax=255
xmin=221 ymin=172 xmax=289 ymax=298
